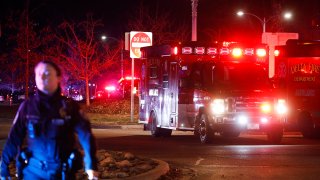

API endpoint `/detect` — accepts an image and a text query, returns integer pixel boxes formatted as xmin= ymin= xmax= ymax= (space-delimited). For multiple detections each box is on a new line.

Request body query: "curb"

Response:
xmin=92 ymin=124 xmax=143 ymax=130
xmin=124 ymin=159 xmax=169 ymax=180
xmin=243 ymin=131 xmax=302 ymax=136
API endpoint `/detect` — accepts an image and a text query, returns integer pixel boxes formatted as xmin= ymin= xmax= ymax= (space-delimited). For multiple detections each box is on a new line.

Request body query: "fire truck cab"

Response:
xmin=274 ymin=40 xmax=320 ymax=138
xmin=139 ymin=42 xmax=287 ymax=143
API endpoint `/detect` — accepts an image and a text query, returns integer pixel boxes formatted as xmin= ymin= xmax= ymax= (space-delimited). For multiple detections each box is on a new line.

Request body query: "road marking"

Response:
xmin=201 ymin=165 xmax=271 ymax=168
xmin=195 ymin=158 xmax=204 ymax=165
xmin=198 ymin=164 xmax=316 ymax=168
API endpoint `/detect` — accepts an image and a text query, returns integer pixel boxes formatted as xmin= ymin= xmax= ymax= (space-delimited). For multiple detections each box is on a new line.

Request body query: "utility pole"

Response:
xmin=191 ymin=0 xmax=198 ymax=41
xmin=25 ymin=0 xmax=30 ymax=99
xmin=120 ymin=40 xmax=124 ymax=79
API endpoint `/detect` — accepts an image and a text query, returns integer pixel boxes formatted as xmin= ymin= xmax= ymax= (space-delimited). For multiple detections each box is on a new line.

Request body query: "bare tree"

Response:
xmin=0 ymin=10 xmax=42 ymax=95
xmin=56 ymin=14 xmax=119 ymax=106
xmin=269 ymin=1 xmax=284 ymax=32
xmin=128 ymin=2 xmax=189 ymax=45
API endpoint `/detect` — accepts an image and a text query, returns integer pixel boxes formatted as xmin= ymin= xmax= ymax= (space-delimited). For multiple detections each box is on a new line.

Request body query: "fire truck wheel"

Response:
xmin=161 ymin=129 xmax=172 ymax=137
xmin=199 ymin=114 xmax=214 ymax=143
xmin=150 ymin=112 xmax=162 ymax=137
xmin=267 ymin=128 xmax=283 ymax=144
xmin=298 ymin=112 xmax=316 ymax=138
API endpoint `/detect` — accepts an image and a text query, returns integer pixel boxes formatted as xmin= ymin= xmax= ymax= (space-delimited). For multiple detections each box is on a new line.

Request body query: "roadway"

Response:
xmin=1 ymin=119 xmax=320 ymax=179
xmin=94 ymin=129 xmax=320 ymax=179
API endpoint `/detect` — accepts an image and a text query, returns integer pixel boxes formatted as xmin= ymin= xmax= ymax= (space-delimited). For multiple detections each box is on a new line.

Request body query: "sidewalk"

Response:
xmin=91 ymin=123 xmax=143 ymax=130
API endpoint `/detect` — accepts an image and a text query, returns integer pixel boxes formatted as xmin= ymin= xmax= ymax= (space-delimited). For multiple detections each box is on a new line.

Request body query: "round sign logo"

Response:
xmin=277 ymin=62 xmax=287 ymax=78
xmin=130 ymin=32 xmax=152 ymax=58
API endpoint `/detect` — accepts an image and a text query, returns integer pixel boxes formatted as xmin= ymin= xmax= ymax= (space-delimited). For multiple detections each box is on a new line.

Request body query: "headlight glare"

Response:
xmin=261 ymin=102 xmax=272 ymax=113
xmin=211 ymin=99 xmax=225 ymax=115
xmin=238 ymin=115 xmax=248 ymax=125
xmin=276 ymin=99 xmax=287 ymax=115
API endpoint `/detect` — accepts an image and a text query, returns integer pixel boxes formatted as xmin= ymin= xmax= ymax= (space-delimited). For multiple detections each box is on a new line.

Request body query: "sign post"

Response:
xmin=127 ymin=31 xmax=152 ymax=122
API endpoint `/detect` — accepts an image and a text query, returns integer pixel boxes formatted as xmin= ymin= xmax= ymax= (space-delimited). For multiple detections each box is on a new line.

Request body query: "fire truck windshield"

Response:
xmin=179 ymin=61 xmax=271 ymax=91
xmin=217 ymin=62 xmax=271 ymax=90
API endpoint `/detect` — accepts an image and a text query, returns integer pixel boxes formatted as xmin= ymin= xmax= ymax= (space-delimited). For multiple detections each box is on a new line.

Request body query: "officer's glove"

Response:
xmin=86 ymin=169 xmax=99 ymax=180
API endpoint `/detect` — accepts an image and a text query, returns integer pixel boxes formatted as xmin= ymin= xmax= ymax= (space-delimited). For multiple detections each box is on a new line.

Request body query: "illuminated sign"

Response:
xmin=291 ymin=63 xmax=320 ymax=74
xmin=129 ymin=31 xmax=152 ymax=58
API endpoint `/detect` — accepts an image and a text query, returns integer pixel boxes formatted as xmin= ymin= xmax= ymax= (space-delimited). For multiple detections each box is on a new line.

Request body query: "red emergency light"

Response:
xmin=105 ymin=85 xmax=116 ymax=91
xmin=244 ymin=48 xmax=254 ymax=56
xmin=173 ymin=46 xmax=178 ymax=55
xmin=220 ymin=48 xmax=230 ymax=55
xmin=207 ymin=48 xmax=218 ymax=55
xmin=125 ymin=76 xmax=138 ymax=80
xmin=274 ymin=50 xmax=280 ymax=57
xmin=256 ymin=48 xmax=267 ymax=57
xmin=182 ymin=47 xmax=192 ymax=54
xmin=231 ymin=48 xmax=242 ymax=58
xmin=195 ymin=47 xmax=205 ymax=54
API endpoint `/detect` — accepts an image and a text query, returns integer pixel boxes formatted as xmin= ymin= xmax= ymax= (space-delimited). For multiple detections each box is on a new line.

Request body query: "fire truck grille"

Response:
xmin=234 ymin=97 xmax=267 ymax=112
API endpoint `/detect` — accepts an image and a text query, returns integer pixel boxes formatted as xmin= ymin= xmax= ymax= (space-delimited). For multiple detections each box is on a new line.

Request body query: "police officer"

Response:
xmin=0 ymin=60 xmax=98 ymax=180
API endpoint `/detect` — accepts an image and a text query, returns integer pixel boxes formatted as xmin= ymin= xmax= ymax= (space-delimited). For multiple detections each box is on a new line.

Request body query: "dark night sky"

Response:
xmin=0 ymin=0 xmax=319 ymax=88
xmin=1 ymin=0 xmax=320 ymax=41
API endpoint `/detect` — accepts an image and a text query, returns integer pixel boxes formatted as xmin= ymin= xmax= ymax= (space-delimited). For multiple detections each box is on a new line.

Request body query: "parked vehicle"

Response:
xmin=274 ymin=40 xmax=320 ymax=138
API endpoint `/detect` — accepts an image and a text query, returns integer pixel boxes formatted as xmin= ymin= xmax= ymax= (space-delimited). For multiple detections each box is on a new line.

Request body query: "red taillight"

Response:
xmin=231 ymin=48 xmax=242 ymax=58
xmin=256 ymin=48 xmax=267 ymax=57
xmin=274 ymin=50 xmax=280 ymax=57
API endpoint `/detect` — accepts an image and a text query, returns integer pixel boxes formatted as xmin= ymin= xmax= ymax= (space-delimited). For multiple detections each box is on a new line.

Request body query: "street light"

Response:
xmin=101 ymin=35 xmax=125 ymax=98
xmin=237 ymin=10 xmax=292 ymax=33
xmin=101 ymin=35 xmax=107 ymax=41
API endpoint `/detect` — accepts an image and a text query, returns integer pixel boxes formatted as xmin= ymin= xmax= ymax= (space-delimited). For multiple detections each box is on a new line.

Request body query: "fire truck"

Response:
xmin=138 ymin=42 xmax=287 ymax=143
xmin=274 ymin=40 xmax=320 ymax=138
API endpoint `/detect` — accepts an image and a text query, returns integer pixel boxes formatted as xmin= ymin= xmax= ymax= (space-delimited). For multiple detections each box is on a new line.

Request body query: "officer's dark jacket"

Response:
xmin=0 ymin=89 xmax=98 ymax=177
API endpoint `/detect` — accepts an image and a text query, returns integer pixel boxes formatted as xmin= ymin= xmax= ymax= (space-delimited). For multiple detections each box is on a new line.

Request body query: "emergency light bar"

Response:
xmin=181 ymin=46 xmax=267 ymax=59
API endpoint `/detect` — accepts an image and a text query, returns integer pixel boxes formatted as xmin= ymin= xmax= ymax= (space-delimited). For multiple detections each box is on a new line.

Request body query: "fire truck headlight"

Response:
xmin=238 ymin=116 xmax=248 ymax=125
xmin=211 ymin=99 xmax=225 ymax=115
xmin=261 ymin=102 xmax=272 ymax=113
xmin=260 ymin=117 xmax=268 ymax=124
xmin=275 ymin=99 xmax=288 ymax=115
